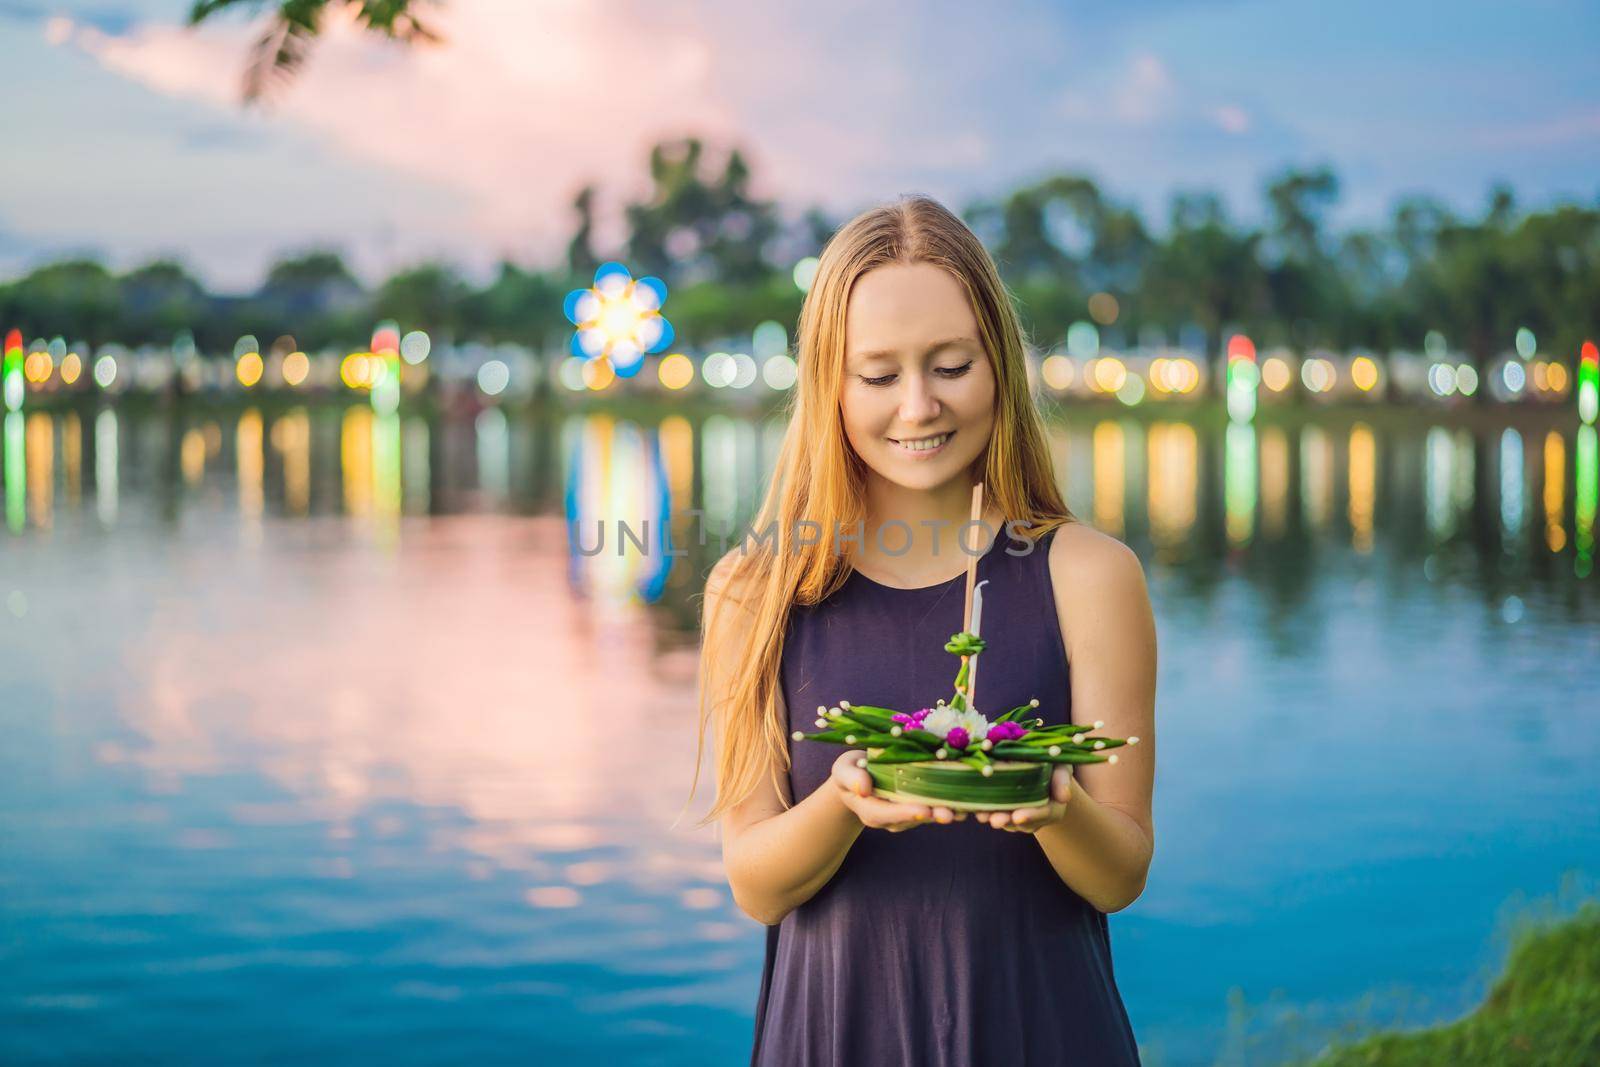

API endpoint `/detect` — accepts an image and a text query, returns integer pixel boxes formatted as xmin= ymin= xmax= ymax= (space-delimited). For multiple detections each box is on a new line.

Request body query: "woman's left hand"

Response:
xmin=975 ymin=765 xmax=1074 ymax=833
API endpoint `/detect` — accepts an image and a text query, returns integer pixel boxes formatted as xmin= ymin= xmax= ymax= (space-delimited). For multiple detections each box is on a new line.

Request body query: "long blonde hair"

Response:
xmin=689 ymin=194 xmax=1075 ymax=826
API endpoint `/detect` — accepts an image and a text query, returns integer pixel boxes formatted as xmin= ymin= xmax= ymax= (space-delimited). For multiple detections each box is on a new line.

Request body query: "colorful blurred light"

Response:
xmin=793 ymin=257 xmax=820 ymax=293
xmin=1301 ymin=358 xmax=1336 ymax=394
xmin=477 ymin=359 xmax=510 ymax=397
xmin=761 ymin=354 xmax=798 ymax=391
xmin=657 ymin=353 xmax=695 ymax=391
xmin=1087 ymin=292 xmax=1119 ymax=326
xmin=282 ymin=351 xmax=310 ymax=387
xmin=236 ymin=351 xmax=264 ymax=388
xmin=1579 ymin=341 xmax=1599 ymax=425
xmin=400 ymin=330 xmax=431 ymax=365
xmin=564 ymin=262 xmax=673 ymax=380
xmin=1351 ymin=355 xmax=1379 ymax=392
xmin=1041 ymin=354 xmax=1075 ymax=391
xmin=1091 ymin=356 xmax=1127 ymax=394
xmin=1261 ymin=356 xmax=1292 ymax=393
xmin=1225 ymin=334 xmax=1258 ymax=422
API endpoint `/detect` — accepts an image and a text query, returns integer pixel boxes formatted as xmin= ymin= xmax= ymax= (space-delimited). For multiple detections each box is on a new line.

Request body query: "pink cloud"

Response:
xmin=52 ymin=1 xmax=747 ymax=258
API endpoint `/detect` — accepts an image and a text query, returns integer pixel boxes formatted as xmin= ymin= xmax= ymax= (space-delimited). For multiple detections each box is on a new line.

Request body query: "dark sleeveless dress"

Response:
xmin=749 ymin=524 xmax=1142 ymax=1066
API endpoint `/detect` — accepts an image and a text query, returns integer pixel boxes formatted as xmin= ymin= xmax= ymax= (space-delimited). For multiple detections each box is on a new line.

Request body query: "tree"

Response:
xmin=188 ymin=0 xmax=443 ymax=104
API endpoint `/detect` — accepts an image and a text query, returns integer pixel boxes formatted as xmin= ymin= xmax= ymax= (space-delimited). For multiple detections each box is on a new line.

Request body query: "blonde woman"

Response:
xmin=693 ymin=195 xmax=1156 ymax=1065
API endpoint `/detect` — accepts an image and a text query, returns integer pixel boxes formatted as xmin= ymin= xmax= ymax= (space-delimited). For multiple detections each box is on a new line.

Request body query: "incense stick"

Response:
xmin=960 ymin=482 xmax=983 ymax=709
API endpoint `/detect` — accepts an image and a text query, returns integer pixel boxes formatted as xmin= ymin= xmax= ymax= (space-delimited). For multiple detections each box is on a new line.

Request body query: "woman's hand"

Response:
xmin=975 ymin=765 xmax=1074 ymax=833
xmin=829 ymin=749 xmax=967 ymax=831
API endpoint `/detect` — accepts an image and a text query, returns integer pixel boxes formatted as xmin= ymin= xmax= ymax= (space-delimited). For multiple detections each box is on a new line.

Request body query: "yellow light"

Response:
xmin=582 ymin=358 xmax=616 ymax=391
xmin=1173 ymin=358 xmax=1200 ymax=395
xmin=657 ymin=352 xmax=694 ymax=390
xmin=1262 ymin=357 xmax=1292 ymax=392
xmin=1041 ymin=354 xmax=1075 ymax=391
xmin=60 ymin=352 xmax=81 ymax=385
xmin=1547 ymin=362 xmax=1568 ymax=393
xmin=1533 ymin=362 xmax=1549 ymax=391
xmin=1092 ymin=356 xmax=1127 ymax=393
xmin=341 ymin=353 xmax=373 ymax=390
xmin=1351 ymin=356 xmax=1378 ymax=392
xmin=282 ymin=351 xmax=310 ymax=387
xmin=23 ymin=351 xmax=54 ymax=383
xmin=236 ymin=351 xmax=264 ymax=388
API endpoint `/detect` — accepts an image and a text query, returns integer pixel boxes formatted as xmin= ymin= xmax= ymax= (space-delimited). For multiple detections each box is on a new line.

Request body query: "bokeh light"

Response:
xmin=658 ymin=353 xmax=695 ymax=391
xmin=477 ymin=359 xmax=511 ymax=397
xmin=793 ymin=257 xmax=820 ymax=293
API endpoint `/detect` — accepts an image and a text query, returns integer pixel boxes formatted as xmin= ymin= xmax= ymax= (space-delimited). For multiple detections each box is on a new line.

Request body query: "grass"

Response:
xmin=1300 ymin=900 xmax=1600 ymax=1066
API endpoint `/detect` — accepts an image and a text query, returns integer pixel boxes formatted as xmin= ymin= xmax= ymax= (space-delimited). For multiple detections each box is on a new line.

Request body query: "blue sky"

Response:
xmin=1 ymin=0 xmax=1596 ymax=292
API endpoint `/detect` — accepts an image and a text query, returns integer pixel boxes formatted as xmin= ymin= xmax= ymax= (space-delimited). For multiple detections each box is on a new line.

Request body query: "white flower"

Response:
xmin=920 ymin=705 xmax=991 ymax=742
xmin=954 ymin=708 xmax=991 ymax=742
xmin=919 ymin=705 xmax=961 ymax=739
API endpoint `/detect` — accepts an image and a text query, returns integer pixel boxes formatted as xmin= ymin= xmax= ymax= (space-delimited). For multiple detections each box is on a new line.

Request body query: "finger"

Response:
xmin=931 ymin=807 xmax=955 ymax=824
xmin=1052 ymin=765 xmax=1074 ymax=804
xmin=1012 ymin=806 xmax=1050 ymax=830
xmin=989 ymin=810 xmax=1012 ymax=829
xmin=863 ymin=799 xmax=931 ymax=825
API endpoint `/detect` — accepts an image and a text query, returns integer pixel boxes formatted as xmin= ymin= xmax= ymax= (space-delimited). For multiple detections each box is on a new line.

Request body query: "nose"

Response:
xmin=898 ymin=373 xmax=942 ymax=424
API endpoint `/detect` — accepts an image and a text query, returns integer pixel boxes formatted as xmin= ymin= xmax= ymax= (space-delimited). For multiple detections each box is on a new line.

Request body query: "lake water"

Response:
xmin=2 ymin=401 xmax=1597 ymax=1066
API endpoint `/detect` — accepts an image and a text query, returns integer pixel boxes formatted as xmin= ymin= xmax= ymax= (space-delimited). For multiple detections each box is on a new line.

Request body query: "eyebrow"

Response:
xmin=850 ymin=337 xmax=981 ymax=363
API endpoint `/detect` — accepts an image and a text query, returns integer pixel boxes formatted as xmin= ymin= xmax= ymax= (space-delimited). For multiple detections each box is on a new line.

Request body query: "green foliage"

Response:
xmin=189 ymin=0 xmax=443 ymax=104
xmin=1300 ymin=901 xmax=1600 ymax=1066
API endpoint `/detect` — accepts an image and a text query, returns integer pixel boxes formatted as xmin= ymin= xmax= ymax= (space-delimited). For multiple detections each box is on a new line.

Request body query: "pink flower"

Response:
xmin=945 ymin=727 xmax=970 ymax=750
xmin=988 ymin=721 xmax=1027 ymax=742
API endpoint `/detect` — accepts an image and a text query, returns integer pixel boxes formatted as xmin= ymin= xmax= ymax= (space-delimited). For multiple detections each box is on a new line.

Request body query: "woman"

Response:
xmin=692 ymin=194 xmax=1156 ymax=1065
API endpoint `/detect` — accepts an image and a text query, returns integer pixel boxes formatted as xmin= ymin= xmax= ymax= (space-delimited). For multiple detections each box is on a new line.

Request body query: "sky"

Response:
xmin=1 ymin=0 xmax=1597 ymax=293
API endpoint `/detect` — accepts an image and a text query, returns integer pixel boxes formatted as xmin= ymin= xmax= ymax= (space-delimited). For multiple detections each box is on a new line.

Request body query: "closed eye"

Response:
xmin=858 ymin=362 xmax=974 ymax=387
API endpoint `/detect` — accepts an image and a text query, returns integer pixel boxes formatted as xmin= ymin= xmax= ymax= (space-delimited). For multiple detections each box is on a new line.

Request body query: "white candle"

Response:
xmin=969 ymin=579 xmax=990 ymax=638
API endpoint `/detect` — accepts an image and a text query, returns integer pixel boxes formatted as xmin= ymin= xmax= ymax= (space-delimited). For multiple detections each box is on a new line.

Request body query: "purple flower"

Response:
xmin=945 ymin=727 xmax=970 ymax=750
xmin=988 ymin=721 xmax=1027 ymax=742
xmin=891 ymin=712 xmax=914 ymax=724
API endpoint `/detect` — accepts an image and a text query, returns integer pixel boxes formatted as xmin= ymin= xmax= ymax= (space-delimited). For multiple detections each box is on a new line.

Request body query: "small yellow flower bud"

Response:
xmin=791 ymin=731 xmax=804 ymax=741
xmin=981 ymin=765 xmax=994 ymax=777
xmin=1048 ymin=745 xmax=1061 ymax=756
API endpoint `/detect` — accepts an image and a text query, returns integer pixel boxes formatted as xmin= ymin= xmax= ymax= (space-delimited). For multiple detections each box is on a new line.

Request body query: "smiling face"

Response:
xmin=840 ymin=262 xmax=997 ymax=493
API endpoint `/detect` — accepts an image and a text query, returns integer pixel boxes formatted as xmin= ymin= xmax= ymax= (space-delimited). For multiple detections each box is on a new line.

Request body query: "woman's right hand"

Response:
xmin=829 ymin=749 xmax=967 ymax=831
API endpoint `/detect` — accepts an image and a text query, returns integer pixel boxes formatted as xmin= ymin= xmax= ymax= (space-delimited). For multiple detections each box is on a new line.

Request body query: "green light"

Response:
xmin=1576 ymin=425 xmax=1596 ymax=577
xmin=2 ymin=343 xmax=22 ymax=413
xmin=1579 ymin=345 xmax=1598 ymax=426
xmin=4 ymin=411 xmax=23 ymax=532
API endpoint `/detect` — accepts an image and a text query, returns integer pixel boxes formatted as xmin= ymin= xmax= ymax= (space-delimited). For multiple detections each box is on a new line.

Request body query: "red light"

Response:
xmin=1226 ymin=334 xmax=1256 ymax=362
xmin=1583 ymin=341 xmax=1598 ymax=364
xmin=4 ymin=328 xmax=19 ymax=352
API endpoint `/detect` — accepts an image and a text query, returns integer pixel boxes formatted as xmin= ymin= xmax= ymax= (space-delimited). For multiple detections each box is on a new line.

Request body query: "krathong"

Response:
xmin=790 ymin=483 xmax=1139 ymax=811
xmin=791 ymin=628 xmax=1139 ymax=811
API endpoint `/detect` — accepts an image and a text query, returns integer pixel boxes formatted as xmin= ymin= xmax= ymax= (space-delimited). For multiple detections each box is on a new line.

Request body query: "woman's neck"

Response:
xmin=853 ymin=474 xmax=1007 ymax=584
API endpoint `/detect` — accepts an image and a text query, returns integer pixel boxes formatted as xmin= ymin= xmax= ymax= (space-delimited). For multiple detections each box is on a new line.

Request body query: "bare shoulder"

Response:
xmin=1046 ymin=520 xmax=1147 ymax=600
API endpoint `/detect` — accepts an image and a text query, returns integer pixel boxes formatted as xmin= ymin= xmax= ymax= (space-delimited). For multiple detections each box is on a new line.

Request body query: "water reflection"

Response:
xmin=1 ymin=400 xmax=1596 ymax=1066
xmin=3 ymin=403 xmax=1599 ymax=590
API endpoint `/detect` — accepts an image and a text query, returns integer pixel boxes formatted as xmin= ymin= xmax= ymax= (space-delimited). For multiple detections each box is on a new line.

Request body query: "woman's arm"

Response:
xmin=704 ymin=556 xmax=960 ymax=926
xmin=1023 ymin=524 xmax=1158 ymax=913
